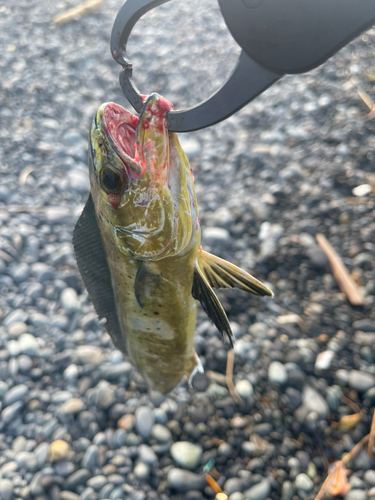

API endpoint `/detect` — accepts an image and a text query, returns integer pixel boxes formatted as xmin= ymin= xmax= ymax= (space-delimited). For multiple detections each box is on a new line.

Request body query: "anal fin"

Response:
xmin=192 ymin=261 xmax=234 ymax=347
xmin=198 ymin=249 xmax=273 ymax=296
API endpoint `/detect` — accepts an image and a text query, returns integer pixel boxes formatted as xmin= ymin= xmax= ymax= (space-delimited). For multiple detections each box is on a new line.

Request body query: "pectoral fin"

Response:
xmin=192 ymin=261 xmax=234 ymax=347
xmin=73 ymin=195 xmax=127 ymax=353
xmin=197 ymin=249 xmax=273 ymax=296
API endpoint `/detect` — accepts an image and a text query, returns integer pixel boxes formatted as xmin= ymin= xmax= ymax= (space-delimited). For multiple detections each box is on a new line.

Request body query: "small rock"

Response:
xmin=135 ymin=406 xmax=155 ymax=439
xmin=16 ymin=451 xmax=38 ymax=471
xmin=235 ymin=380 xmax=254 ymax=398
xmin=97 ymin=385 xmax=115 ymax=409
xmin=268 ymin=361 xmax=287 ymax=384
xmin=364 ymin=470 xmax=375 ymax=486
xmin=170 ymin=441 xmax=203 ymax=470
xmin=344 ymin=490 xmax=367 ymax=500
xmin=281 ymin=481 xmax=295 ymax=500
xmin=151 ymin=423 xmax=172 ymax=443
xmin=167 ymin=468 xmax=206 ymax=491
xmin=348 ymin=370 xmax=375 ymax=392
xmin=118 ymin=413 xmax=135 ymax=431
xmin=76 ymin=345 xmax=102 ymax=365
xmin=0 ymin=478 xmax=13 ymax=500
xmin=248 ymin=322 xmax=268 ymax=339
xmin=34 ymin=442 xmax=50 ymax=467
xmin=87 ymin=475 xmax=107 ymax=490
xmin=244 ymin=478 xmax=271 ymax=500
xmin=315 ymin=350 xmax=334 ymax=370
xmin=138 ymin=444 xmax=157 ymax=465
xmin=59 ymin=398 xmax=84 ymax=416
xmin=82 ymin=445 xmax=98 ymax=469
xmin=302 ymin=386 xmax=329 ymax=418
xmin=203 ymin=227 xmax=230 ymax=244
xmin=18 ymin=333 xmax=39 ymax=356
xmin=295 ymin=473 xmax=314 ymax=492
xmin=3 ymin=384 xmax=28 ymax=406
xmin=134 ymin=462 xmax=150 ymax=480
xmin=224 ymin=478 xmax=243 ymax=495
xmin=60 ymin=288 xmax=79 ymax=314
xmin=6 ymin=340 xmax=21 ymax=357
xmin=352 ymin=184 xmax=372 ymax=197
xmin=49 ymin=440 xmax=70 ymax=461
xmin=66 ymin=468 xmax=91 ymax=489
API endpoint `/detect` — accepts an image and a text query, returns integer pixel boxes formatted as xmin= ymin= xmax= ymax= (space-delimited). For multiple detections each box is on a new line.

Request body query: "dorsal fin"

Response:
xmin=73 ymin=195 xmax=127 ymax=353
xmin=192 ymin=261 xmax=234 ymax=347
xmin=198 ymin=249 xmax=273 ymax=296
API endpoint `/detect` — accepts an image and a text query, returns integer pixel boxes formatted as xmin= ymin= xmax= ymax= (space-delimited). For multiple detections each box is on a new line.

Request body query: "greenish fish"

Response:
xmin=73 ymin=93 xmax=272 ymax=394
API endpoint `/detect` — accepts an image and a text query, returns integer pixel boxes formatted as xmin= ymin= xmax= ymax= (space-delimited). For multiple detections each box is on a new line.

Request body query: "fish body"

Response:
xmin=74 ymin=93 xmax=272 ymax=393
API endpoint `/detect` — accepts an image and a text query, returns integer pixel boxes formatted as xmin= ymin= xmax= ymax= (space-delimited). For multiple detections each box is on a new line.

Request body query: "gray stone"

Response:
xmin=295 ymin=473 xmax=314 ymax=492
xmin=170 ymin=441 xmax=203 ymax=470
xmin=224 ymin=478 xmax=243 ymax=495
xmin=16 ymin=451 xmax=38 ymax=471
xmin=12 ymin=435 xmax=27 ymax=452
xmin=167 ymin=468 xmax=206 ymax=491
xmin=3 ymin=309 xmax=29 ymax=327
xmin=68 ymin=170 xmax=90 ymax=193
xmin=229 ymin=494 xmax=245 ymax=500
xmin=301 ymin=386 xmax=329 ymax=419
xmin=1 ymin=461 xmax=18 ymax=476
xmin=97 ymin=385 xmax=115 ymax=410
xmin=248 ymin=322 xmax=268 ymax=339
xmin=30 ymin=471 xmax=44 ymax=496
xmin=0 ymin=381 xmax=9 ymax=398
xmin=344 ymin=490 xmax=367 ymax=500
xmin=34 ymin=442 xmax=50 ymax=467
xmin=13 ymin=263 xmax=30 ymax=283
xmin=134 ymin=462 xmax=150 ymax=480
xmin=0 ymin=478 xmax=13 ymax=500
xmin=348 ymin=370 xmax=375 ymax=392
xmin=7 ymin=340 xmax=21 ymax=357
xmin=235 ymin=380 xmax=254 ymax=398
xmin=82 ymin=445 xmax=98 ymax=468
xmin=61 ymin=288 xmax=79 ymax=314
xmin=244 ymin=478 xmax=271 ymax=500
xmin=31 ymin=263 xmax=55 ymax=283
xmin=3 ymin=384 xmax=28 ymax=406
xmin=87 ymin=475 xmax=107 ymax=491
xmin=268 ymin=361 xmax=287 ymax=384
xmin=56 ymin=460 xmax=76 ymax=476
xmin=203 ymin=227 xmax=230 ymax=244
xmin=1 ymin=401 xmax=23 ymax=424
xmin=66 ymin=469 xmax=91 ymax=489
xmin=18 ymin=333 xmax=39 ymax=356
xmin=281 ymin=481 xmax=295 ymax=500
xmin=315 ymin=350 xmax=334 ymax=370
xmin=76 ymin=345 xmax=102 ymax=365
xmin=151 ymin=423 xmax=172 ymax=443
xmin=59 ymin=398 xmax=85 ymax=416
xmin=64 ymin=364 xmax=79 ymax=381
xmin=30 ymin=312 xmax=49 ymax=327
xmin=364 ymin=470 xmax=375 ymax=486
xmin=178 ymin=134 xmax=201 ymax=160
xmin=135 ymin=406 xmax=155 ymax=439
xmin=138 ymin=444 xmax=157 ymax=465
xmin=7 ymin=321 xmax=27 ymax=337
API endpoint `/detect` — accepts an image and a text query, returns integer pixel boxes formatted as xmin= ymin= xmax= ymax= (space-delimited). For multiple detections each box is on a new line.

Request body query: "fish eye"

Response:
xmin=100 ymin=165 xmax=125 ymax=195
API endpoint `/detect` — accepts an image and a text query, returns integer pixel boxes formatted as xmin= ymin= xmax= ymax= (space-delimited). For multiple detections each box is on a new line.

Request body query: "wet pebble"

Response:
xmin=170 ymin=441 xmax=203 ymax=470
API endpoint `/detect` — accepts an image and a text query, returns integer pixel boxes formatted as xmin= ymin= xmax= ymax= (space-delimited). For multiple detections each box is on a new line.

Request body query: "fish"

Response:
xmin=73 ymin=93 xmax=273 ymax=394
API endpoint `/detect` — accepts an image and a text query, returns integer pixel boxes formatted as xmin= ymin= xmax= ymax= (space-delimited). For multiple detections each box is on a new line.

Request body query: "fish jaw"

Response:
xmin=89 ymin=94 xmax=200 ymax=261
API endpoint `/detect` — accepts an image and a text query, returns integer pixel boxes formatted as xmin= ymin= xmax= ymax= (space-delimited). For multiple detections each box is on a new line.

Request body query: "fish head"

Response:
xmin=90 ymin=93 xmax=199 ymax=260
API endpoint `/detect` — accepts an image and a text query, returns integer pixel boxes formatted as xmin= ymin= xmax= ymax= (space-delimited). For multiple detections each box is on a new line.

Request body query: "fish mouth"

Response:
xmin=99 ymin=102 xmax=144 ymax=176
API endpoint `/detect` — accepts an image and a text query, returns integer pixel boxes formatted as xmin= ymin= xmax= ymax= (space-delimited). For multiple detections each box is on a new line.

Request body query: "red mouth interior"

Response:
xmin=104 ymin=103 xmax=138 ymax=159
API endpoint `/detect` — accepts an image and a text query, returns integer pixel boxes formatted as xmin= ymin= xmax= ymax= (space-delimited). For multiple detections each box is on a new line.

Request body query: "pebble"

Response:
xmin=49 ymin=440 xmax=70 ymax=461
xmin=235 ymin=379 xmax=254 ymax=398
xmin=34 ymin=442 xmax=50 ymax=467
xmin=134 ymin=462 xmax=150 ymax=480
xmin=295 ymin=473 xmax=314 ymax=492
xmin=203 ymin=227 xmax=230 ymax=244
xmin=344 ymin=491 xmax=367 ymax=500
xmin=348 ymin=370 xmax=375 ymax=392
xmin=76 ymin=345 xmax=103 ymax=365
xmin=301 ymin=385 xmax=329 ymax=419
xmin=138 ymin=444 xmax=157 ymax=465
xmin=364 ymin=470 xmax=375 ymax=486
xmin=0 ymin=479 xmax=13 ymax=500
xmin=60 ymin=287 xmax=79 ymax=314
xmin=18 ymin=333 xmax=39 ymax=356
xmin=170 ymin=441 xmax=203 ymax=470
xmin=16 ymin=451 xmax=38 ymax=471
xmin=224 ymin=478 xmax=243 ymax=495
xmin=135 ymin=406 xmax=155 ymax=439
xmin=59 ymin=398 xmax=85 ymax=416
xmin=315 ymin=350 xmax=334 ymax=370
xmin=243 ymin=478 xmax=271 ymax=500
xmin=151 ymin=423 xmax=172 ymax=442
xmin=3 ymin=384 xmax=28 ymax=406
xmin=268 ymin=361 xmax=288 ymax=384
xmin=82 ymin=445 xmax=98 ymax=468
xmin=6 ymin=339 xmax=21 ymax=357
xmin=167 ymin=468 xmax=206 ymax=491
xmin=352 ymin=184 xmax=372 ymax=197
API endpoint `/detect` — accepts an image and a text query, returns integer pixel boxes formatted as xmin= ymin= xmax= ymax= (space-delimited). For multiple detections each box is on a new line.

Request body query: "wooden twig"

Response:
xmin=316 ymin=234 xmax=364 ymax=306
xmin=225 ymin=349 xmax=242 ymax=404
xmin=341 ymin=395 xmax=361 ymax=414
xmin=206 ymin=370 xmax=227 ymax=386
xmin=53 ymin=0 xmax=104 ymax=26
xmin=367 ymin=409 xmax=375 ymax=457
xmin=205 ymin=474 xmax=223 ymax=494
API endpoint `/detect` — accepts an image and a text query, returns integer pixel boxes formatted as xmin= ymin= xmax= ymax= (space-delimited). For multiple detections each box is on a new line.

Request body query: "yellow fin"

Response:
xmin=197 ymin=249 xmax=273 ymax=297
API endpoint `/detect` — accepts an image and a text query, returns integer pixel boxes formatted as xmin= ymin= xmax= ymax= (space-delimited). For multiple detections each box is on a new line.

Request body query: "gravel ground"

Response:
xmin=1 ymin=1 xmax=375 ymax=500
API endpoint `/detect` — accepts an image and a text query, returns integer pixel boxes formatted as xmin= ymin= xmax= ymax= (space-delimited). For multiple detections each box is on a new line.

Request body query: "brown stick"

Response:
xmin=316 ymin=234 xmax=364 ymax=306
xmin=367 ymin=409 xmax=375 ymax=457
xmin=226 ymin=350 xmax=242 ymax=404
xmin=53 ymin=0 xmax=104 ymax=26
